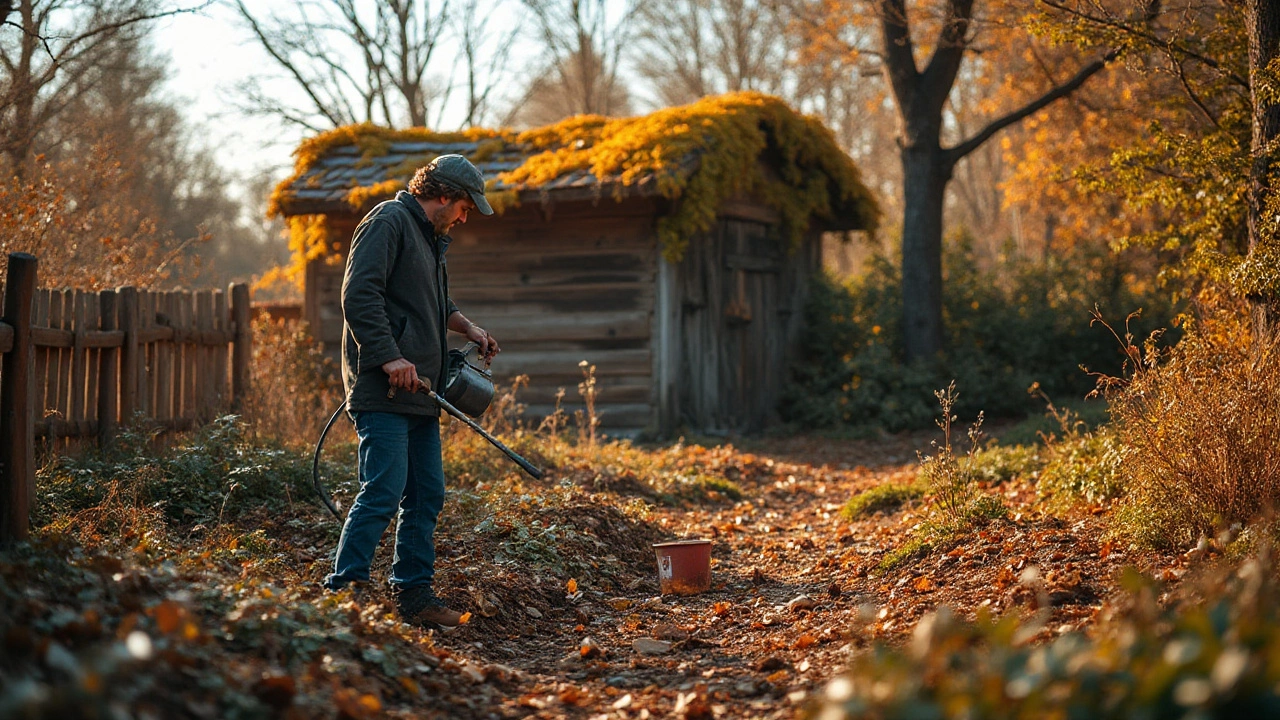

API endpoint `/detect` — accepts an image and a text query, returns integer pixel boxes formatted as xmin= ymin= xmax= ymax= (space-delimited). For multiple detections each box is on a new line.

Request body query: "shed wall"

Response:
xmin=306 ymin=200 xmax=661 ymax=435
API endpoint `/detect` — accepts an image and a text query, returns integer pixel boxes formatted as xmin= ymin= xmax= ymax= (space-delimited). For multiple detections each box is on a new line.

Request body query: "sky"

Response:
xmin=150 ymin=1 xmax=544 ymax=204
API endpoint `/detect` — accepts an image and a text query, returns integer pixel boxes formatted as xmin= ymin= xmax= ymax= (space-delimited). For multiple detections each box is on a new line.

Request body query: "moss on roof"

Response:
xmin=266 ymin=92 xmax=878 ymax=286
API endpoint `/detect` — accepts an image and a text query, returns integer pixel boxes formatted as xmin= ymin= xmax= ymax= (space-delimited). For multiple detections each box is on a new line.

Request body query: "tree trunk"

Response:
xmin=1248 ymin=0 xmax=1280 ymax=339
xmin=900 ymin=142 xmax=951 ymax=362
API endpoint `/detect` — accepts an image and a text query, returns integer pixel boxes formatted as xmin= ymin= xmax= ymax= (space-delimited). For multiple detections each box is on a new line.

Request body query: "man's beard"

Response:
xmin=428 ymin=206 xmax=454 ymax=235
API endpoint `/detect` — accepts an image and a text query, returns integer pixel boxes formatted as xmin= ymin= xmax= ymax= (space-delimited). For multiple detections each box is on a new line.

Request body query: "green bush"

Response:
xmin=35 ymin=416 xmax=343 ymax=536
xmin=841 ymin=482 xmax=924 ymax=520
xmin=1037 ymin=426 xmax=1126 ymax=506
xmin=815 ymin=553 xmax=1280 ymax=719
xmin=783 ymin=237 xmax=1176 ymax=431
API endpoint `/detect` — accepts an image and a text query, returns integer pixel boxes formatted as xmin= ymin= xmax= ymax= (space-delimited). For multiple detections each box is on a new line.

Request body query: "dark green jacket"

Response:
xmin=341 ymin=191 xmax=459 ymax=416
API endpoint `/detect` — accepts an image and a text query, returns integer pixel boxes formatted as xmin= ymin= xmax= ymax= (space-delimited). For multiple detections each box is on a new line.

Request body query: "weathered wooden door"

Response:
xmin=678 ymin=218 xmax=784 ymax=433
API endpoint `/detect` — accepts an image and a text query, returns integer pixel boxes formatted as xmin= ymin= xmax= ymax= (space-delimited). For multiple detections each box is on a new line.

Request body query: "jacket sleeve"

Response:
xmin=342 ymin=217 xmax=402 ymax=373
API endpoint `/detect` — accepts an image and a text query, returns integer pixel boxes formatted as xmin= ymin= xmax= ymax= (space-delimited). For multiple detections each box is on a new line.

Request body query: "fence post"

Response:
xmin=118 ymin=286 xmax=139 ymax=423
xmin=97 ymin=289 xmax=118 ymax=445
xmin=230 ymin=283 xmax=251 ymax=413
xmin=0 ymin=253 xmax=37 ymax=543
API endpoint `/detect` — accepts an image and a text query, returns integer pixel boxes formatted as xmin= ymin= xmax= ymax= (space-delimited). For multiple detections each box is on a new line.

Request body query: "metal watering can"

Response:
xmin=442 ymin=342 xmax=495 ymax=418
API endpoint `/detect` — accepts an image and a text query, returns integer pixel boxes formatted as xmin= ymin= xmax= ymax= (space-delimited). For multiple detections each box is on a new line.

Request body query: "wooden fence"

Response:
xmin=0 ymin=253 xmax=252 ymax=543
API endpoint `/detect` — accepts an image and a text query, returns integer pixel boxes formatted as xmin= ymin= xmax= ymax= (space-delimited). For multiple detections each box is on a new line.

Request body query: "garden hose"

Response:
xmin=312 ymin=399 xmax=349 ymax=522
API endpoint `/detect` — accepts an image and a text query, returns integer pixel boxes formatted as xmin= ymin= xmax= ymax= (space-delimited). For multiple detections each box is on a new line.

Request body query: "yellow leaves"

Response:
xmin=458 ymin=612 xmax=472 ymax=625
xmin=567 ymin=578 xmax=578 ymax=594
xmin=914 ymin=576 xmax=938 ymax=593
xmin=794 ymin=633 xmax=819 ymax=649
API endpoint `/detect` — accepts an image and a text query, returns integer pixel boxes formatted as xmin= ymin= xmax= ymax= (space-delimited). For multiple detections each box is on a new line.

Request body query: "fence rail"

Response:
xmin=0 ymin=253 xmax=252 ymax=542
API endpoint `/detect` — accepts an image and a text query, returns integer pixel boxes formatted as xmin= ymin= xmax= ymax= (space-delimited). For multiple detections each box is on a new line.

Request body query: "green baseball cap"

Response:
xmin=431 ymin=154 xmax=493 ymax=215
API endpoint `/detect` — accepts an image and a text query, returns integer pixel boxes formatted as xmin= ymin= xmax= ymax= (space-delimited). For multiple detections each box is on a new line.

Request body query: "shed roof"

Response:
xmin=272 ymin=92 xmax=880 ymax=261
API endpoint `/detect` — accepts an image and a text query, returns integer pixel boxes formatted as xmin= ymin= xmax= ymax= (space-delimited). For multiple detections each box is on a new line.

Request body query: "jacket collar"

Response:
xmin=396 ymin=190 xmax=452 ymax=252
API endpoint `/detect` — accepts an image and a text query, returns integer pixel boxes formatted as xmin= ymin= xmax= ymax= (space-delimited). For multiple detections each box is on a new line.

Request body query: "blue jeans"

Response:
xmin=324 ymin=412 xmax=445 ymax=591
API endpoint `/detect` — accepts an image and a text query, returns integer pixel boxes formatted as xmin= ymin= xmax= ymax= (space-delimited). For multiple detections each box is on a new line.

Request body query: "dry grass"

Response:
xmin=239 ymin=313 xmax=349 ymax=448
xmin=1100 ymin=309 xmax=1280 ymax=548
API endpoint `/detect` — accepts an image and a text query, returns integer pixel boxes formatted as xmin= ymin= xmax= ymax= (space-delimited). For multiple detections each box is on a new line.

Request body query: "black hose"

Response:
xmin=312 ymin=399 xmax=349 ymax=522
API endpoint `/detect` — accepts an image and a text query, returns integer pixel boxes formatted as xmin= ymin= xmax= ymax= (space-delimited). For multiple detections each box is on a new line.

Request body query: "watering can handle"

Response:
xmin=458 ymin=341 xmax=491 ymax=370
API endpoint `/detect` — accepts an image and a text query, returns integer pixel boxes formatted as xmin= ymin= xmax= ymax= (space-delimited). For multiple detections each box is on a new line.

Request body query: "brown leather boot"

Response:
xmin=397 ymin=586 xmax=464 ymax=629
xmin=408 ymin=602 xmax=464 ymax=629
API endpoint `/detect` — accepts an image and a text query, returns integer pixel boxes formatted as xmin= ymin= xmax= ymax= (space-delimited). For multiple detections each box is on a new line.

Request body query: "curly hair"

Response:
xmin=408 ymin=162 xmax=469 ymax=202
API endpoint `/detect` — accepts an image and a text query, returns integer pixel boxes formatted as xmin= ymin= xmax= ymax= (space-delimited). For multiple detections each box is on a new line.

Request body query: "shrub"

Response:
xmin=1037 ymin=426 xmax=1126 ymax=507
xmin=783 ymin=237 xmax=1176 ymax=431
xmin=35 ymin=416 xmax=335 ymax=544
xmin=815 ymin=552 xmax=1280 ymax=719
xmin=841 ymin=482 xmax=924 ymax=520
xmin=1103 ymin=310 xmax=1280 ymax=549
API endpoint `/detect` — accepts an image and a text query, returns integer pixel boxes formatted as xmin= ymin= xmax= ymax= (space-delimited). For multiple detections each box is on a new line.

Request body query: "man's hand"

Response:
xmin=382 ymin=358 xmax=420 ymax=391
xmin=465 ymin=324 xmax=500 ymax=361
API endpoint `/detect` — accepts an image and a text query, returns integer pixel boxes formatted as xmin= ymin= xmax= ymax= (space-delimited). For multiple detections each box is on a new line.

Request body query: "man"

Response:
xmin=324 ymin=154 xmax=499 ymax=629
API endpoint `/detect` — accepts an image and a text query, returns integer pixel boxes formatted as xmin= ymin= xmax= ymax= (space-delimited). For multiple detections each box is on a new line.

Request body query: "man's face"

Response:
xmin=430 ymin=197 xmax=476 ymax=235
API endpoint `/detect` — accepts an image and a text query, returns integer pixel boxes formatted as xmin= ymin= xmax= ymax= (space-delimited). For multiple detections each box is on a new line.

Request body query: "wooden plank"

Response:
xmin=448 ymin=283 xmax=652 ymax=310
xmin=181 ymin=291 xmax=195 ymax=422
xmin=156 ymin=292 xmax=173 ymax=423
xmin=97 ymin=290 xmax=118 ymax=444
xmin=230 ymin=284 xmax=251 ymax=411
xmin=85 ymin=293 xmax=99 ymax=428
xmin=118 ymin=287 xmax=139 ymax=422
xmin=0 ymin=254 xmax=37 ymax=543
xmin=471 ymin=312 xmax=649 ymax=344
xmin=196 ymin=291 xmax=212 ymax=421
xmin=70 ymin=291 xmax=87 ymax=435
xmin=516 ymin=402 xmax=652 ymax=430
xmin=30 ymin=327 xmax=74 ymax=347
xmin=48 ymin=291 xmax=64 ymax=435
xmin=139 ymin=291 xmax=153 ymax=417
xmin=213 ymin=289 xmax=227 ymax=411
xmin=485 ymin=348 xmax=651 ymax=377
xmin=33 ymin=289 xmax=49 ymax=426
xmin=506 ymin=381 xmax=652 ymax=406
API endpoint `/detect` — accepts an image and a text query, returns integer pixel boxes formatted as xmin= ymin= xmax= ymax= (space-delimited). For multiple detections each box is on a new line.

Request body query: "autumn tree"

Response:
xmin=1016 ymin=1 xmax=1280 ymax=340
xmin=794 ymin=1 xmax=1121 ymax=362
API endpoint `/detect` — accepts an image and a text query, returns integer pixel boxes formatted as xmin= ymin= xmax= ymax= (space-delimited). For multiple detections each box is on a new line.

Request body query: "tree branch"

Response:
xmin=947 ymin=47 xmax=1121 ymax=163
xmin=1039 ymin=0 xmax=1249 ymax=88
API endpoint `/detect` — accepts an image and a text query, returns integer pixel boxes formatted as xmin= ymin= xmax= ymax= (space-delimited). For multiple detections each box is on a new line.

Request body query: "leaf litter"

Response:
xmin=0 ymin=430 xmax=1190 ymax=718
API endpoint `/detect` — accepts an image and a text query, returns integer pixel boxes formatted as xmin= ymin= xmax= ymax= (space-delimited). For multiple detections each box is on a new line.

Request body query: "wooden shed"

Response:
xmin=271 ymin=92 xmax=878 ymax=437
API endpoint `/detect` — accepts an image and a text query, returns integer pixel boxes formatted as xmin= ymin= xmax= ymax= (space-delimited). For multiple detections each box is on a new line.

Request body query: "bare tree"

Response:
xmin=232 ymin=0 xmax=451 ymax=131
xmin=632 ymin=0 xmax=789 ymax=106
xmin=449 ymin=0 xmax=517 ymax=127
xmin=510 ymin=0 xmax=635 ymax=125
xmin=0 ymin=0 xmax=208 ymax=176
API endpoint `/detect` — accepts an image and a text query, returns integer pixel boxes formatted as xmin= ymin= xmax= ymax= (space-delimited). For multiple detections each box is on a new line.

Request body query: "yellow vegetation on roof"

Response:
xmin=265 ymin=92 xmax=878 ymax=286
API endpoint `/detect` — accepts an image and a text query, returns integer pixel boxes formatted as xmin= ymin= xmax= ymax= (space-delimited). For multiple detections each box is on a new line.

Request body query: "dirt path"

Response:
xmin=402 ymin=434 xmax=1181 ymax=719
